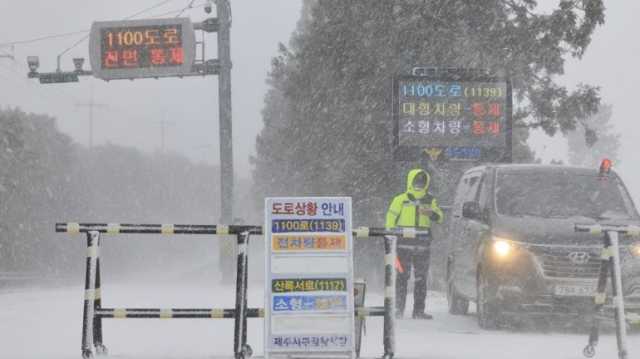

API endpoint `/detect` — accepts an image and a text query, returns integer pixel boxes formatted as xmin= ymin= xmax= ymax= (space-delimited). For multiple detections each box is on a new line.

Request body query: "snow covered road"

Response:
xmin=0 ymin=281 xmax=638 ymax=359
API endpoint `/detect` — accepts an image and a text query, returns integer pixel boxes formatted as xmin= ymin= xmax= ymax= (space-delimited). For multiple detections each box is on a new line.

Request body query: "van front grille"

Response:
xmin=528 ymin=246 xmax=601 ymax=279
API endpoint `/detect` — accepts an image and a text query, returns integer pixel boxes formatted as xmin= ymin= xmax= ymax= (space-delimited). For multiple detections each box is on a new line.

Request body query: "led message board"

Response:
xmin=393 ymin=73 xmax=512 ymax=162
xmin=89 ymin=18 xmax=196 ymax=80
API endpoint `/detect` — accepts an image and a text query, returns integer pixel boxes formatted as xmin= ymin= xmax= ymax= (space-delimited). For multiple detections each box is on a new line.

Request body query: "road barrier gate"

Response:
xmin=56 ymin=223 xmax=430 ymax=359
xmin=575 ymin=224 xmax=640 ymax=359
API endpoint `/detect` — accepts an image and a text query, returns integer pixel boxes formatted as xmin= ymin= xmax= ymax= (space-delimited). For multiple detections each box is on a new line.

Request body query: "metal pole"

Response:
xmin=242 ymin=234 xmax=250 ymax=354
xmin=609 ymin=231 xmax=629 ymax=359
xmin=216 ymin=0 xmax=234 ymax=281
xmin=81 ymin=231 xmax=99 ymax=359
xmin=584 ymin=234 xmax=612 ymax=358
xmin=354 ymin=280 xmax=367 ymax=358
xmin=217 ymin=0 xmax=233 ymax=222
xmin=234 ymin=232 xmax=250 ymax=359
xmin=383 ymin=235 xmax=397 ymax=359
xmin=93 ymin=238 xmax=107 ymax=355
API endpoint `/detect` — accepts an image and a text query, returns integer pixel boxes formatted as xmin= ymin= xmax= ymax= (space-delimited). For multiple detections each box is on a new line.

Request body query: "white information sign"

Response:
xmin=265 ymin=197 xmax=355 ymax=359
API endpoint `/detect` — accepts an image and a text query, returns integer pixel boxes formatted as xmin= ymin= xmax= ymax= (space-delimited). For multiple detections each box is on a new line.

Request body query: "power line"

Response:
xmin=1 ymin=52 xmax=159 ymax=120
xmin=151 ymin=2 xmax=207 ymax=18
xmin=0 ymin=0 xmax=181 ymax=48
xmin=56 ymin=34 xmax=91 ymax=68
xmin=0 ymin=30 xmax=90 ymax=47
xmin=58 ymin=0 xmax=195 ymax=66
xmin=0 ymin=64 xmax=80 ymax=109
xmin=54 ymin=0 xmax=183 ymax=68
xmin=175 ymin=0 xmax=197 ymax=18
xmin=0 ymin=61 xmax=78 ymax=100
xmin=0 ymin=55 xmax=106 ymax=109
xmin=125 ymin=0 xmax=179 ymax=20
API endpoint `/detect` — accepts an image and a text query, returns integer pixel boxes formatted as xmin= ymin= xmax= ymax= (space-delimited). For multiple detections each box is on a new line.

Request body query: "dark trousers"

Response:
xmin=396 ymin=246 xmax=431 ymax=314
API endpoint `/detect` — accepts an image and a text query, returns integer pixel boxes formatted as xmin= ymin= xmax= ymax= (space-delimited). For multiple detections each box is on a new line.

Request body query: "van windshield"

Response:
xmin=495 ymin=170 xmax=635 ymax=219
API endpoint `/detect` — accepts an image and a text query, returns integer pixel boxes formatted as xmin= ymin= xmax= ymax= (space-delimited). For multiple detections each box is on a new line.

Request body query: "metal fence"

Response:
xmin=56 ymin=222 xmax=430 ymax=359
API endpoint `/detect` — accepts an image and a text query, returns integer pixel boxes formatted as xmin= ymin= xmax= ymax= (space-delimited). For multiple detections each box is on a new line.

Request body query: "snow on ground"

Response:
xmin=0 ymin=280 xmax=638 ymax=359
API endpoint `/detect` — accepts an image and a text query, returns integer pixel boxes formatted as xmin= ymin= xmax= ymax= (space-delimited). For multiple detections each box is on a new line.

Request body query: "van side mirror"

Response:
xmin=462 ymin=201 xmax=481 ymax=220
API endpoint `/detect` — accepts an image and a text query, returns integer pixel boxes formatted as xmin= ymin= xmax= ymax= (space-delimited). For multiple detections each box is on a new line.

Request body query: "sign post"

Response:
xmin=265 ymin=197 xmax=355 ymax=359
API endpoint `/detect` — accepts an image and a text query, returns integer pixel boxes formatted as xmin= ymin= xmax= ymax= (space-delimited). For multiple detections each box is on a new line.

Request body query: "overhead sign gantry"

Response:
xmin=27 ymin=17 xmax=220 ymax=83
xmin=28 ymin=4 xmax=236 ymax=281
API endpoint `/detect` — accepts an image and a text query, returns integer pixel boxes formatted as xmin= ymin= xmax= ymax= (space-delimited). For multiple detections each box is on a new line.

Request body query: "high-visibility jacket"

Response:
xmin=385 ymin=169 xmax=444 ymax=230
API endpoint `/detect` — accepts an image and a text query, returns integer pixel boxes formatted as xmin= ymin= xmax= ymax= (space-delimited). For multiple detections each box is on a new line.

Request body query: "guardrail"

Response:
xmin=56 ymin=222 xmax=430 ymax=359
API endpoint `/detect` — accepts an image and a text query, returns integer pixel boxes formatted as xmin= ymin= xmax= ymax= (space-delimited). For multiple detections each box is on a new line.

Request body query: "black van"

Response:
xmin=445 ymin=164 xmax=640 ymax=328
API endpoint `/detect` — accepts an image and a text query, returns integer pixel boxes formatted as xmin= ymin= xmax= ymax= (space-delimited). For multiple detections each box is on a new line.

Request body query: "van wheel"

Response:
xmin=477 ymin=269 xmax=499 ymax=329
xmin=446 ymin=266 xmax=469 ymax=315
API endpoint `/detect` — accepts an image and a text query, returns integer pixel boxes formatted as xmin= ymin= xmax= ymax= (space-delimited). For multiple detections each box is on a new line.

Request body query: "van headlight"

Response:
xmin=492 ymin=237 xmax=513 ymax=258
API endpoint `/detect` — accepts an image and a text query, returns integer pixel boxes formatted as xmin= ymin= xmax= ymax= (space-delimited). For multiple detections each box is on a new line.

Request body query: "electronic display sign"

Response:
xmin=89 ymin=18 xmax=196 ymax=80
xmin=393 ymin=73 xmax=512 ymax=162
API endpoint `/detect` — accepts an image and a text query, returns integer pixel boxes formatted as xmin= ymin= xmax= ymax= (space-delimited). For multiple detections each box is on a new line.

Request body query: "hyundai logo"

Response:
xmin=568 ymin=251 xmax=591 ymax=265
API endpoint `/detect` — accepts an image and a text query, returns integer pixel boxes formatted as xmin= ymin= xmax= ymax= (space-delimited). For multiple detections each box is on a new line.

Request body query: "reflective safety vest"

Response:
xmin=385 ymin=169 xmax=444 ymax=230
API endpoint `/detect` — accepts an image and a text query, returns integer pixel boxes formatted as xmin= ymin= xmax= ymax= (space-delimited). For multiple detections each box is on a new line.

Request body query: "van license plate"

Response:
xmin=554 ymin=284 xmax=596 ymax=297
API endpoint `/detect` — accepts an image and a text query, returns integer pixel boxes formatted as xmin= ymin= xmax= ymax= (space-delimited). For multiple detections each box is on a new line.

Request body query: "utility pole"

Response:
xmin=76 ymin=88 xmax=108 ymax=149
xmin=216 ymin=0 xmax=235 ymax=283
xmin=194 ymin=144 xmax=215 ymax=163
xmin=217 ymin=0 xmax=233 ymax=224
xmin=157 ymin=117 xmax=175 ymax=154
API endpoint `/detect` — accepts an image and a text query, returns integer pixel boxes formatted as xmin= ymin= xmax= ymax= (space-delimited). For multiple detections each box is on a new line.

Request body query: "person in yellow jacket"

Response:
xmin=386 ymin=168 xmax=443 ymax=319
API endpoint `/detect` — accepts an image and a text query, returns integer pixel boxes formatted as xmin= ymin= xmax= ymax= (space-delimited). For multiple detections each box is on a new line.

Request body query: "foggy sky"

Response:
xmin=530 ymin=0 xmax=640 ymax=202
xmin=0 ymin=0 xmax=302 ymax=178
xmin=1 ymin=1 xmax=639 ymax=202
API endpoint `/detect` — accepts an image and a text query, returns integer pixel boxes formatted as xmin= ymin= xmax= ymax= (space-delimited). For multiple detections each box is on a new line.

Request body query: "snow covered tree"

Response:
xmin=0 ymin=108 xmax=78 ymax=272
xmin=0 ymin=107 xmax=223 ymax=276
xmin=253 ymin=0 xmax=604 ymax=223
xmin=567 ymin=104 xmax=620 ymax=168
